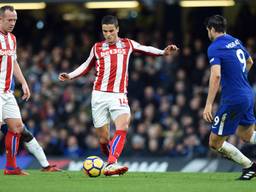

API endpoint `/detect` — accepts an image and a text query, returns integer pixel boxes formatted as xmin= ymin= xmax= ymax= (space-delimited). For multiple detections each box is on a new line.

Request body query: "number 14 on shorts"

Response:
xmin=118 ymin=97 xmax=128 ymax=106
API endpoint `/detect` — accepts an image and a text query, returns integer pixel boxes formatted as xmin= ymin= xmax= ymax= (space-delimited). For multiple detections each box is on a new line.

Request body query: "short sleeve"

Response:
xmin=207 ymin=46 xmax=221 ymax=66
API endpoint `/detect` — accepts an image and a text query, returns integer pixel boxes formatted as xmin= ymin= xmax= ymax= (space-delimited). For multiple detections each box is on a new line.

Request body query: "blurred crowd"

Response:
xmin=0 ymin=12 xmax=256 ymax=160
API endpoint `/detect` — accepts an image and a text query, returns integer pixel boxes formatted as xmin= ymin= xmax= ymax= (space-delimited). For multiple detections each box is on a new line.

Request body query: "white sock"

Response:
xmin=25 ymin=138 xmax=49 ymax=168
xmin=218 ymin=141 xmax=253 ymax=168
xmin=249 ymin=131 xmax=256 ymax=144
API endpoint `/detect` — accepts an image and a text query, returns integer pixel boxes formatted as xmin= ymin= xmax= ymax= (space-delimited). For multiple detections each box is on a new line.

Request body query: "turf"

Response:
xmin=0 ymin=171 xmax=255 ymax=192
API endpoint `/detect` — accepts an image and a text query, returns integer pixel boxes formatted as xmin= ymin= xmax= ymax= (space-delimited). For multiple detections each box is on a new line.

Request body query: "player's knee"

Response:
xmin=116 ymin=121 xmax=129 ymax=131
xmin=114 ymin=114 xmax=130 ymax=131
xmin=237 ymin=125 xmax=254 ymax=142
xmin=238 ymin=130 xmax=253 ymax=143
xmin=15 ymin=122 xmax=24 ymax=133
xmin=208 ymin=139 xmax=221 ymax=151
xmin=99 ymin=136 xmax=109 ymax=144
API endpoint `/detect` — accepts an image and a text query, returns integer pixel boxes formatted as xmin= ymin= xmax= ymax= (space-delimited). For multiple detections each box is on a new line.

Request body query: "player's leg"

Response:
xmin=108 ymin=113 xmax=130 ymax=164
xmin=91 ymin=90 xmax=111 ymax=157
xmin=1 ymin=123 xmax=60 ymax=171
xmin=95 ymin=124 xmax=110 ymax=157
xmin=4 ymin=118 xmax=28 ymax=175
xmin=209 ymin=132 xmax=253 ymax=168
xmin=234 ymin=103 xmax=256 ymax=180
xmin=235 ymin=125 xmax=256 ymax=180
xmin=103 ymin=93 xmax=130 ymax=176
xmin=209 ymin=102 xmax=255 ymax=180
xmin=103 ymin=113 xmax=129 ymax=176
xmin=21 ymin=125 xmax=61 ymax=172
xmin=3 ymin=93 xmax=28 ymax=175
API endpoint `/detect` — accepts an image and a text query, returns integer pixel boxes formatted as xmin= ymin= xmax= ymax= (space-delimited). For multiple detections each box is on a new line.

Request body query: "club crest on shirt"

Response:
xmin=102 ymin=43 xmax=109 ymax=51
xmin=116 ymin=41 xmax=126 ymax=48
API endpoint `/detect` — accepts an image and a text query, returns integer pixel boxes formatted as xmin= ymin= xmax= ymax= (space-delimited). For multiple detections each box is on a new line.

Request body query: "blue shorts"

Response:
xmin=211 ymin=99 xmax=256 ymax=136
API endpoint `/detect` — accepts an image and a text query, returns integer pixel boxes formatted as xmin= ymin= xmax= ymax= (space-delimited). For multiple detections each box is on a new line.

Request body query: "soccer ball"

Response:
xmin=82 ymin=156 xmax=104 ymax=177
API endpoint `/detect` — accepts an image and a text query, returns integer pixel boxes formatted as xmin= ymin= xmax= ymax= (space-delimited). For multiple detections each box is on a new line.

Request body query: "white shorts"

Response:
xmin=0 ymin=92 xmax=22 ymax=122
xmin=91 ymin=90 xmax=131 ymax=128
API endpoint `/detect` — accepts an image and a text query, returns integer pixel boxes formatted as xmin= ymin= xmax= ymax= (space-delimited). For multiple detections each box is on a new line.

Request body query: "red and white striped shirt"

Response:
xmin=69 ymin=38 xmax=164 ymax=93
xmin=0 ymin=32 xmax=16 ymax=93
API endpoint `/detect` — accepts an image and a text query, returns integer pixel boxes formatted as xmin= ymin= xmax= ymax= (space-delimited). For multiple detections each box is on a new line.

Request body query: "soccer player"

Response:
xmin=0 ymin=80 xmax=61 ymax=172
xmin=203 ymin=15 xmax=256 ymax=180
xmin=59 ymin=15 xmax=178 ymax=176
xmin=0 ymin=5 xmax=30 ymax=175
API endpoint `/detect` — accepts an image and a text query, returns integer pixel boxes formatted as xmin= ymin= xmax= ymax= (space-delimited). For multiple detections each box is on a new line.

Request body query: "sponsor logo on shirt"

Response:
xmin=100 ymin=48 xmax=127 ymax=57
xmin=0 ymin=49 xmax=15 ymax=56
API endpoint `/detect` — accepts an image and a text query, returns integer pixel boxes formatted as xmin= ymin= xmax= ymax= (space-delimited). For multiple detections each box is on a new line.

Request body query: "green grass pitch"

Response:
xmin=0 ymin=171 xmax=255 ymax=192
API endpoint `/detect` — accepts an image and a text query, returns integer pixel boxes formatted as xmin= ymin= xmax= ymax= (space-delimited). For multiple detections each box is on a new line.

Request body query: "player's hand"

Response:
xmin=58 ymin=73 xmax=71 ymax=81
xmin=163 ymin=44 xmax=179 ymax=55
xmin=21 ymin=83 xmax=31 ymax=101
xmin=203 ymin=104 xmax=213 ymax=123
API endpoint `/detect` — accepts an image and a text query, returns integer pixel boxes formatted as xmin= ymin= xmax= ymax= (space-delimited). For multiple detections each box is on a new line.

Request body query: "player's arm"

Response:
xmin=129 ymin=39 xmax=178 ymax=56
xmin=59 ymin=46 xmax=96 ymax=81
xmin=203 ymin=65 xmax=221 ymax=123
xmin=13 ymin=60 xmax=31 ymax=101
xmin=246 ymin=56 xmax=253 ymax=71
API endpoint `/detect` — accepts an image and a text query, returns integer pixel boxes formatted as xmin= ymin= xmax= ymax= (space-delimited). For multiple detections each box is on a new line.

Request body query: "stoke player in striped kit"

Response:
xmin=59 ymin=15 xmax=178 ymax=176
xmin=0 ymin=6 xmax=30 ymax=175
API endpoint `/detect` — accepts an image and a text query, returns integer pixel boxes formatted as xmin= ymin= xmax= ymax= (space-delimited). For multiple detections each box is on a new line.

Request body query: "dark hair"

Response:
xmin=204 ymin=15 xmax=227 ymax=33
xmin=0 ymin=5 xmax=15 ymax=16
xmin=101 ymin=15 xmax=118 ymax=27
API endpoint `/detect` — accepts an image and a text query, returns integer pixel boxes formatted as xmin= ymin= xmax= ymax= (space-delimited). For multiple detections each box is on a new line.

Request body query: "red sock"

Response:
xmin=100 ymin=143 xmax=110 ymax=157
xmin=5 ymin=131 xmax=20 ymax=169
xmin=108 ymin=130 xmax=127 ymax=164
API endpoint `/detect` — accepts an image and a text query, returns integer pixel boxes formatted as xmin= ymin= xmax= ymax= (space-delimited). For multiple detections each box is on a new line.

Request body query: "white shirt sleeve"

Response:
xmin=68 ymin=46 xmax=96 ymax=79
xmin=130 ymin=39 xmax=164 ymax=56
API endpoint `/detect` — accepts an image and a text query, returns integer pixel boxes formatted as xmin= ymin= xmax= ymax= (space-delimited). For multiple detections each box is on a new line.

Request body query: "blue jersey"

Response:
xmin=207 ymin=34 xmax=253 ymax=104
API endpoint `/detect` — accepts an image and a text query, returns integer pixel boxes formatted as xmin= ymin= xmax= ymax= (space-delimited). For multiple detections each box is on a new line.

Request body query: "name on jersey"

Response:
xmin=100 ymin=48 xmax=127 ymax=57
xmin=0 ymin=49 xmax=15 ymax=56
xmin=226 ymin=39 xmax=240 ymax=49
